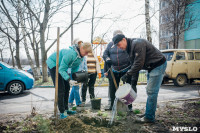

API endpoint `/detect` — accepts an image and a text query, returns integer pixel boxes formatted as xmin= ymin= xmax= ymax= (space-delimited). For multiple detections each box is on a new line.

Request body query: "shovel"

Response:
xmin=109 ymin=68 xmax=128 ymax=113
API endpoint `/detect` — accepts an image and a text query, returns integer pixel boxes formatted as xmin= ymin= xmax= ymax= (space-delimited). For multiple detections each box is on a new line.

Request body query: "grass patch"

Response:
xmin=133 ymin=109 xmax=141 ymax=114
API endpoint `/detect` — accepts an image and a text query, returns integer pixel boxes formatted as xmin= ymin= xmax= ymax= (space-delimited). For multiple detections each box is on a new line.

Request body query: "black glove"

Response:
xmin=121 ymin=74 xmax=131 ymax=83
xmin=131 ymin=83 xmax=137 ymax=93
xmin=106 ymin=58 xmax=112 ymax=68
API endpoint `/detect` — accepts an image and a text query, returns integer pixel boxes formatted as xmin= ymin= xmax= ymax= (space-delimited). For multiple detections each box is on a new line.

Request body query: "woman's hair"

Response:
xmin=81 ymin=42 xmax=92 ymax=53
xmin=73 ymin=38 xmax=83 ymax=47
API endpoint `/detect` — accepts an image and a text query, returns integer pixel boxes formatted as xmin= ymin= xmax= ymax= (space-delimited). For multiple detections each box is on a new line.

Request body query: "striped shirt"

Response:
xmin=87 ymin=52 xmax=96 ymax=73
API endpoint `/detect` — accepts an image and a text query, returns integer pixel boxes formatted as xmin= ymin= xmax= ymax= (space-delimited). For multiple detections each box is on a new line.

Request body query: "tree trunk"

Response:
xmin=145 ymin=0 xmax=152 ymax=43
xmin=40 ymin=26 xmax=48 ymax=82
xmin=71 ymin=0 xmax=73 ymax=45
xmin=0 ymin=49 xmax=3 ymax=62
xmin=8 ymin=34 xmax=15 ymax=67
xmin=91 ymin=0 xmax=95 ymax=44
xmin=18 ymin=0 xmax=39 ymax=80
xmin=15 ymin=33 xmax=22 ymax=69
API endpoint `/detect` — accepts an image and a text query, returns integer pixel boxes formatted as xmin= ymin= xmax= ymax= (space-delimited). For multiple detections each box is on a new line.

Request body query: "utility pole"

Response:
xmin=71 ymin=0 xmax=73 ymax=45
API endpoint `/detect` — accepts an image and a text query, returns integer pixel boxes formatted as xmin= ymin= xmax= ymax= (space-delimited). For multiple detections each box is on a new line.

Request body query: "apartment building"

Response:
xmin=159 ymin=0 xmax=200 ymax=49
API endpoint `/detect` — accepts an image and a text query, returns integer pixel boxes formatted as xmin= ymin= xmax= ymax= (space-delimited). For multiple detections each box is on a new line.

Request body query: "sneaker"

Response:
xmin=135 ymin=116 xmax=155 ymax=123
xmin=77 ymin=103 xmax=84 ymax=107
xmin=60 ymin=113 xmax=68 ymax=119
xmin=65 ymin=110 xmax=77 ymax=115
xmin=69 ymin=103 xmax=74 ymax=108
xmin=136 ymin=113 xmax=145 ymax=118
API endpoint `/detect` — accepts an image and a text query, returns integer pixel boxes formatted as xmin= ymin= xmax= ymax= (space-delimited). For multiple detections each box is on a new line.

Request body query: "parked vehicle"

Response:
xmin=0 ymin=61 xmax=34 ymax=95
xmin=162 ymin=49 xmax=200 ymax=87
xmin=23 ymin=66 xmax=50 ymax=77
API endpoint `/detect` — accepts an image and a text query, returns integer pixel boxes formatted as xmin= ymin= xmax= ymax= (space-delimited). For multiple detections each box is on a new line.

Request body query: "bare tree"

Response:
xmin=0 ymin=0 xmax=22 ymax=69
xmin=0 ymin=40 xmax=6 ymax=61
xmin=145 ymin=0 xmax=152 ymax=43
xmin=160 ymin=0 xmax=196 ymax=49
xmin=17 ymin=0 xmax=40 ymax=80
xmin=21 ymin=0 xmax=73 ymax=82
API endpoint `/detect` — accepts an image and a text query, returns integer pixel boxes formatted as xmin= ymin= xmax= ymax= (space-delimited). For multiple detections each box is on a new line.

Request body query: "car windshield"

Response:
xmin=162 ymin=52 xmax=174 ymax=61
xmin=0 ymin=61 xmax=13 ymax=68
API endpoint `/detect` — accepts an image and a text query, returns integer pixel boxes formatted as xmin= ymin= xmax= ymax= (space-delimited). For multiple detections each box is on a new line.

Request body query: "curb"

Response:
xmin=34 ymin=82 xmax=147 ymax=88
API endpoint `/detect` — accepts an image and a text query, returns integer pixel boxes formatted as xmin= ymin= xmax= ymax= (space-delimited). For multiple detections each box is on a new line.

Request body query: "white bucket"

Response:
xmin=115 ymin=83 xmax=137 ymax=105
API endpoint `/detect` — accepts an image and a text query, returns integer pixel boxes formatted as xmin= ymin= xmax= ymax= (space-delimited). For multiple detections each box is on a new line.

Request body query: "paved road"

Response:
xmin=0 ymin=84 xmax=199 ymax=114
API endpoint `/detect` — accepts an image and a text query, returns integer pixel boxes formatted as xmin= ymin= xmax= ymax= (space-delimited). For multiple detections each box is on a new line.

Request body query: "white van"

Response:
xmin=162 ymin=49 xmax=200 ymax=87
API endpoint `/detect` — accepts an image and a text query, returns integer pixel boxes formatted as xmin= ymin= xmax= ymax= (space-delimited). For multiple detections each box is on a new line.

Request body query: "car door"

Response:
xmin=171 ymin=52 xmax=188 ymax=78
xmin=0 ymin=64 xmax=5 ymax=90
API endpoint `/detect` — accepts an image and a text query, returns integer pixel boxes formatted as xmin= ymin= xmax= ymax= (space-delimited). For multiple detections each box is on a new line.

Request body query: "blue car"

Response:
xmin=0 ymin=61 xmax=34 ymax=95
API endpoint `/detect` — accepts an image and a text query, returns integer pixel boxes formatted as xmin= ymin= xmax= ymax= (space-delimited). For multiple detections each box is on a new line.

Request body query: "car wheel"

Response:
xmin=7 ymin=81 xmax=24 ymax=95
xmin=173 ymin=74 xmax=187 ymax=87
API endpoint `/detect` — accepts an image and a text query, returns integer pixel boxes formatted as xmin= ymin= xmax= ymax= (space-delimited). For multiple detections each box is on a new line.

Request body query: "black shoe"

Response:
xmin=128 ymin=106 xmax=133 ymax=112
xmin=105 ymin=106 xmax=112 ymax=111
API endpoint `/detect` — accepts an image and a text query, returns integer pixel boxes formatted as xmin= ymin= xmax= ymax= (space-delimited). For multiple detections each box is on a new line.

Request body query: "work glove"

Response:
xmin=131 ymin=83 xmax=137 ymax=93
xmin=69 ymin=80 xmax=78 ymax=86
xmin=106 ymin=57 xmax=112 ymax=68
xmin=121 ymin=74 xmax=131 ymax=83
xmin=98 ymin=73 xmax=101 ymax=79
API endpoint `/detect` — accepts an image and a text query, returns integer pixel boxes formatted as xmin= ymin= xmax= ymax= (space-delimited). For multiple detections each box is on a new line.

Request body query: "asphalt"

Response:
xmin=0 ymin=84 xmax=199 ymax=114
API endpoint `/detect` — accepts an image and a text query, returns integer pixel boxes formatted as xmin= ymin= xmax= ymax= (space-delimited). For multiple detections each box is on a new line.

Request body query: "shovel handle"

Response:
xmin=109 ymin=68 xmax=118 ymax=90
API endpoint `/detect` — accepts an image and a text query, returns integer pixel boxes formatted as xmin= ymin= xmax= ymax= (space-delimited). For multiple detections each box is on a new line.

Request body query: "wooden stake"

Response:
xmin=54 ymin=27 xmax=60 ymax=119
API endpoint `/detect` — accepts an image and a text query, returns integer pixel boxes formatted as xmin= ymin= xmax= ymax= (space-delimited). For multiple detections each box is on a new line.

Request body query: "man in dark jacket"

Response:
xmin=103 ymin=30 xmax=138 ymax=111
xmin=112 ymin=34 xmax=167 ymax=123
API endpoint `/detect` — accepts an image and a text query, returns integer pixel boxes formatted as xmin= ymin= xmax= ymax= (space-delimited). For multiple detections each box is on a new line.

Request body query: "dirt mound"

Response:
xmin=56 ymin=115 xmax=124 ymax=133
xmin=0 ymin=99 xmax=200 ymax=133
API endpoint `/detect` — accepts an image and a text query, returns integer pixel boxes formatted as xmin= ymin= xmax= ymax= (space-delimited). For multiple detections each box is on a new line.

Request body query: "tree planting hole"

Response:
xmin=79 ymin=116 xmax=120 ymax=128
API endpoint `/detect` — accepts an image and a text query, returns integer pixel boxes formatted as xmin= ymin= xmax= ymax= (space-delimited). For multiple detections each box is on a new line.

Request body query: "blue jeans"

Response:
xmin=101 ymin=69 xmax=104 ymax=77
xmin=68 ymin=85 xmax=82 ymax=106
xmin=145 ymin=61 xmax=167 ymax=121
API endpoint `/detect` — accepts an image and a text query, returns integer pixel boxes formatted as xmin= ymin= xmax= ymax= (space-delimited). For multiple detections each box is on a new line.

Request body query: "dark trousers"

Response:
xmin=108 ymin=71 xmax=138 ymax=109
xmin=81 ymin=73 xmax=97 ymax=102
xmin=49 ymin=67 xmax=70 ymax=113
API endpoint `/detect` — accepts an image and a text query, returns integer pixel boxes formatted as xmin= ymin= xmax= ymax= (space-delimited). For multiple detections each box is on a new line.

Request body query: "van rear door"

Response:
xmin=194 ymin=52 xmax=200 ymax=78
xmin=171 ymin=52 xmax=188 ymax=78
xmin=187 ymin=52 xmax=197 ymax=79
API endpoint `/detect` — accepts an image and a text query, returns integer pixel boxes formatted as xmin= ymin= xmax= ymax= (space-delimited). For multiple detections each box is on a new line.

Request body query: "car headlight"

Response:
xmin=20 ymin=70 xmax=34 ymax=79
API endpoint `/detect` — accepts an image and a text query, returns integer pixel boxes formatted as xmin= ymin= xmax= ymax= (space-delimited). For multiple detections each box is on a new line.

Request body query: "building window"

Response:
xmin=187 ymin=52 xmax=194 ymax=60
xmin=160 ymin=1 xmax=168 ymax=9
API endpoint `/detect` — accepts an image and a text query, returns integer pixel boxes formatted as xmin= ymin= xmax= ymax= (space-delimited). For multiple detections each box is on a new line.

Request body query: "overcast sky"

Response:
xmin=46 ymin=0 xmax=159 ymax=56
xmin=2 ymin=0 xmax=159 ymax=59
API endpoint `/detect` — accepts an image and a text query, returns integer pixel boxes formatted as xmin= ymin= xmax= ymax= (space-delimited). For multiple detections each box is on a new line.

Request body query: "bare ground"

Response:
xmin=0 ymin=98 xmax=200 ymax=133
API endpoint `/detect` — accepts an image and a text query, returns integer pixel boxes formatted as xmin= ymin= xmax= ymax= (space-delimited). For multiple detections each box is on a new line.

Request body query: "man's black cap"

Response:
xmin=112 ymin=34 xmax=125 ymax=45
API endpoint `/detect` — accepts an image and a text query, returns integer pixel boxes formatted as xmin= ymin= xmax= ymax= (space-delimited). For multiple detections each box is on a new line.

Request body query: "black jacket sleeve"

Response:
xmin=127 ymin=40 xmax=146 ymax=79
xmin=104 ymin=62 xmax=108 ymax=73
xmin=103 ymin=42 xmax=112 ymax=61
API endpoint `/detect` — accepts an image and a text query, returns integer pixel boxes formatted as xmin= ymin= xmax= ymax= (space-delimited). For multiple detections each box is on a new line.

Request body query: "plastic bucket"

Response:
xmin=115 ymin=84 xmax=137 ymax=105
xmin=72 ymin=71 xmax=88 ymax=83
xmin=91 ymin=98 xmax=101 ymax=110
